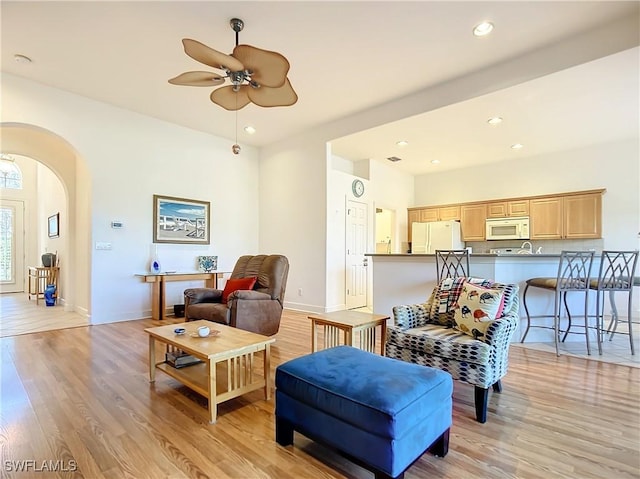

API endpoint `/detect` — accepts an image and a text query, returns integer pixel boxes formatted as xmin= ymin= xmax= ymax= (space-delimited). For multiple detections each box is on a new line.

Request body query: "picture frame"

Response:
xmin=48 ymin=213 xmax=59 ymax=238
xmin=153 ymin=195 xmax=210 ymax=244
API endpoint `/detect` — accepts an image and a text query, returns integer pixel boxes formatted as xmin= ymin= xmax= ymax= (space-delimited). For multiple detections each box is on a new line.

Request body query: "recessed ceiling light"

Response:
xmin=243 ymin=126 xmax=256 ymax=134
xmin=487 ymin=117 xmax=503 ymax=125
xmin=431 ymin=160 xmax=440 ymax=164
xmin=511 ymin=143 xmax=524 ymax=150
xmin=14 ymin=54 xmax=32 ymax=64
xmin=473 ymin=22 xmax=494 ymax=37
xmin=396 ymin=140 xmax=409 ymax=147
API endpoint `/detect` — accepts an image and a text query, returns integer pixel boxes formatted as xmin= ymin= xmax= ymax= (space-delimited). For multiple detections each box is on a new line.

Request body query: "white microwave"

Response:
xmin=485 ymin=217 xmax=530 ymax=240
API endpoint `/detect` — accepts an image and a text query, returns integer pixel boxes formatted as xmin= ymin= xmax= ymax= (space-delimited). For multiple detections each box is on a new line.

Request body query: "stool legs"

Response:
xmin=521 ymin=283 xmax=533 ymax=342
xmin=560 ymin=291 xmax=571 ymax=342
xmin=603 ymin=290 xmax=634 ymax=355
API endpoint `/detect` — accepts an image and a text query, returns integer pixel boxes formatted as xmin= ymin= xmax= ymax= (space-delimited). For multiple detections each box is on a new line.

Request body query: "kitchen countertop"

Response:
xmin=365 ymin=253 xmax=562 ymax=258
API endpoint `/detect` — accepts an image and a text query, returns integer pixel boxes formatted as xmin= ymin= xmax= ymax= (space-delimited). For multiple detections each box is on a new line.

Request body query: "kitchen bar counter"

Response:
xmin=365 ymin=253 xmax=562 ymax=258
xmin=365 ymin=252 xmax=598 ymax=343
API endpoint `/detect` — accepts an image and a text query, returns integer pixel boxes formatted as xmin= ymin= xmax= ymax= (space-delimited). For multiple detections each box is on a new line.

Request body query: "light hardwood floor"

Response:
xmin=0 ymin=293 xmax=89 ymax=337
xmin=1 ymin=296 xmax=639 ymax=478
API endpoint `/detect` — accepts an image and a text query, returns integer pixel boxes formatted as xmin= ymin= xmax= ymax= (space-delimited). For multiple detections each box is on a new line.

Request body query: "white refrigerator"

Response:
xmin=411 ymin=221 xmax=464 ymax=253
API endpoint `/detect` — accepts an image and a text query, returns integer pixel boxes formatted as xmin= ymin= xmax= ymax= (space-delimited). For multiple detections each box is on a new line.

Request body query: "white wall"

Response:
xmin=413 ymin=138 xmax=640 ymax=250
xmin=258 ymin=133 xmax=328 ymax=313
xmin=3 ymin=74 xmax=260 ymax=323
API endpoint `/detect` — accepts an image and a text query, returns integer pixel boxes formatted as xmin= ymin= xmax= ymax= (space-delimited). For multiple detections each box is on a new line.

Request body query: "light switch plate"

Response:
xmin=95 ymin=242 xmax=112 ymax=250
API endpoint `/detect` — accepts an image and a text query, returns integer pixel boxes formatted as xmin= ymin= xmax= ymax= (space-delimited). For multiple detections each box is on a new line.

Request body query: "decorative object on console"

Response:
xmin=149 ymin=244 xmax=161 ymax=274
xmin=153 ymin=195 xmax=210 ymax=244
xmin=198 ymin=255 xmax=218 ymax=272
xmin=42 ymin=253 xmax=57 ymax=267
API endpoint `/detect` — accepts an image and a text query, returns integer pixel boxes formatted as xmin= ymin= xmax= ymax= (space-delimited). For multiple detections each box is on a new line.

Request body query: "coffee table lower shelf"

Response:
xmin=155 ymin=360 xmax=269 ymax=405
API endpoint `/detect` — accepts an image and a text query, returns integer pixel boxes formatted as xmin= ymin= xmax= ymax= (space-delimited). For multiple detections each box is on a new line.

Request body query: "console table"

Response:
xmin=136 ymin=271 xmax=227 ymax=320
xmin=28 ymin=266 xmax=60 ymax=305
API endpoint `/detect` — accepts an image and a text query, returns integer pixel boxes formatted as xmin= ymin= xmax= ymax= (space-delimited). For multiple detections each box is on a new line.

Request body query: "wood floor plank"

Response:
xmin=0 ymin=296 xmax=639 ymax=478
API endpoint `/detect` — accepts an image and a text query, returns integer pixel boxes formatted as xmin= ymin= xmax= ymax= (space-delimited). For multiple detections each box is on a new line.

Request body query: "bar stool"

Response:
xmin=589 ymin=250 xmax=639 ymax=355
xmin=435 ymin=249 xmax=470 ymax=282
xmin=521 ymin=251 xmax=595 ymax=356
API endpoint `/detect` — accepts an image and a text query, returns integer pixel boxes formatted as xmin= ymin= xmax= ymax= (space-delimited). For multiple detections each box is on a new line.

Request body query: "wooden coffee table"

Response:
xmin=308 ymin=310 xmax=390 ymax=355
xmin=145 ymin=320 xmax=275 ymax=423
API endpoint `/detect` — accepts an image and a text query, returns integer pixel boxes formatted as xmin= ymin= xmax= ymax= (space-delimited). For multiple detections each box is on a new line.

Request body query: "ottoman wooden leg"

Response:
xmin=427 ymin=428 xmax=450 ymax=457
xmin=275 ymin=416 xmax=294 ymax=446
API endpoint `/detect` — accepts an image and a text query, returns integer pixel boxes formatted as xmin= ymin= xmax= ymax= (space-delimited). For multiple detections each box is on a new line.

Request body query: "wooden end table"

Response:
xmin=308 ymin=310 xmax=390 ymax=356
xmin=145 ymin=320 xmax=275 ymax=423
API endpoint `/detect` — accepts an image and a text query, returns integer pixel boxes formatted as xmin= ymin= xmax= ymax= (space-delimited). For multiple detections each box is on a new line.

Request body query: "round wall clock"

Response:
xmin=352 ymin=179 xmax=365 ymax=197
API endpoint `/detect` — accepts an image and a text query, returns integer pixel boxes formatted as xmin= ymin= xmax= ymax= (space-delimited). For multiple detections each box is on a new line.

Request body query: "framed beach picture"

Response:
xmin=153 ymin=195 xmax=210 ymax=244
xmin=48 ymin=213 xmax=60 ymax=238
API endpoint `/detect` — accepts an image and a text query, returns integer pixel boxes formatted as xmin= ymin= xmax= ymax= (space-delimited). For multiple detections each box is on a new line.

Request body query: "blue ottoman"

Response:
xmin=275 ymin=346 xmax=453 ymax=479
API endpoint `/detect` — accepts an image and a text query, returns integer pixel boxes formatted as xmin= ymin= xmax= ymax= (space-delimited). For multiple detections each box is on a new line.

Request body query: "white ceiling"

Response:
xmin=2 ymin=1 xmax=639 ymax=174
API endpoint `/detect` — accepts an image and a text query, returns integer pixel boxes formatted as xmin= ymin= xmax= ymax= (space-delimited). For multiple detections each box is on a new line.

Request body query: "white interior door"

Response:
xmin=0 ymin=200 xmax=25 ymax=293
xmin=346 ymin=200 xmax=367 ymax=309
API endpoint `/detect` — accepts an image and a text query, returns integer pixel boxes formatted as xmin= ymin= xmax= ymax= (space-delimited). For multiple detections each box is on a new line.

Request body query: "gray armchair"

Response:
xmin=184 ymin=254 xmax=289 ymax=336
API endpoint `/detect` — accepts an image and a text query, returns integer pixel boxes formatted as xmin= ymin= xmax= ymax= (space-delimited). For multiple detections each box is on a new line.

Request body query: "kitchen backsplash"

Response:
xmin=466 ymin=238 xmax=604 ymax=254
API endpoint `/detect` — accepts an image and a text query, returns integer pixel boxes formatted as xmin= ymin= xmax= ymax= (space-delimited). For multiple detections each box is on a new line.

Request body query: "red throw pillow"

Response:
xmin=222 ymin=277 xmax=257 ymax=303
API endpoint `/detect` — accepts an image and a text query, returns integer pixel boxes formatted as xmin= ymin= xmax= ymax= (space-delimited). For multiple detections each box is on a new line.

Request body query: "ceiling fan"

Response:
xmin=169 ymin=18 xmax=298 ymax=111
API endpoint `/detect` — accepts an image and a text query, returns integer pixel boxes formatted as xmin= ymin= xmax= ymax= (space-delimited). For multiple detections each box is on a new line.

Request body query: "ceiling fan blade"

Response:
xmin=232 ymin=44 xmax=289 ymax=88
xmin=182 ymin=38 xmax=244 ymax=72
xmin=210 ymin=85 xmax=251 ymax=111
xmin=247 ymin=78 xmax=298 ymax=108
xmin=168 ymin=71 xmax=226 ymax=87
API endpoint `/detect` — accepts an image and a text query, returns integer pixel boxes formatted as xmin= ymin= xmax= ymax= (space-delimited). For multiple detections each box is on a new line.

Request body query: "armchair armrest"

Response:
xmin=184 ymin=288 xmax=223 ymax=306
xmin=482 ymin=295 xmax=520 ymax=376
xmin=230 ymin=290 xmax=272 ymax=301
xmin=392 ymin=302 xmax=431 ymax=330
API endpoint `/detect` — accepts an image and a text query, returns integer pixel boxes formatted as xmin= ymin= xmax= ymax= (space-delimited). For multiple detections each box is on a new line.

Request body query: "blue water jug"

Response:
xmin=44 ymin=284 xmax=57 ymax=306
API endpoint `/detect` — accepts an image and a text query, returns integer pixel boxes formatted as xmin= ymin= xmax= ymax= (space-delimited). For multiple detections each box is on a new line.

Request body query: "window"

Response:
xmin=0 ymin=154 xmax=23 ymax=190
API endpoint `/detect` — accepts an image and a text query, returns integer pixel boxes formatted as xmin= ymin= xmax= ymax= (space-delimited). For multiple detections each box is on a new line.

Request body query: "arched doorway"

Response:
xmin=0 ymin=122 xmax=92 ymax=318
